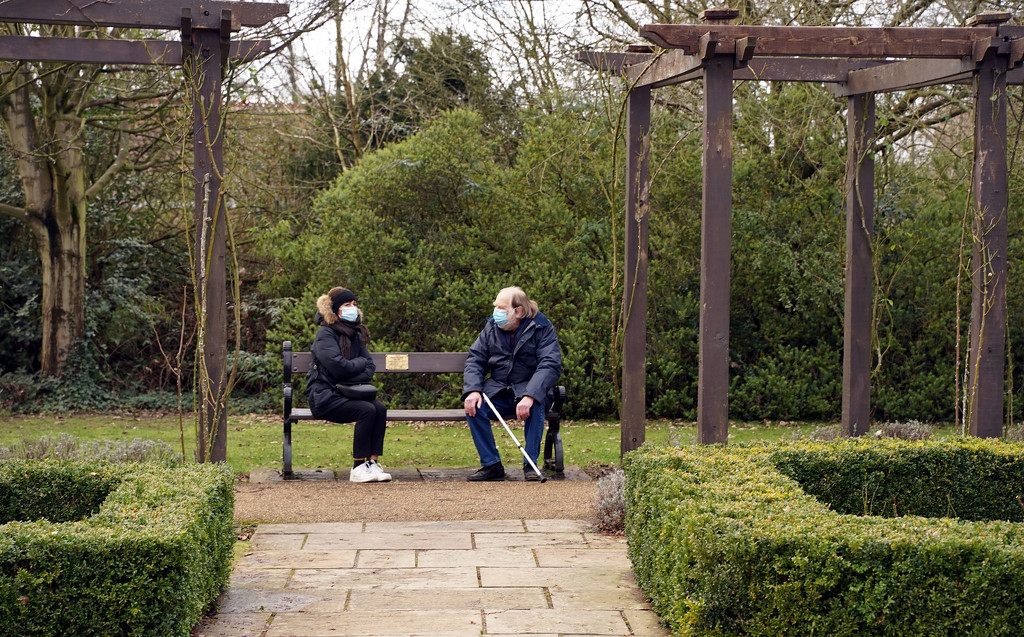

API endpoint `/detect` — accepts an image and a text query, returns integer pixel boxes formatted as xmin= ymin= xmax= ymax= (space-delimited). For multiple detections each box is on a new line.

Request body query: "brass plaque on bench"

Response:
xmin=386 ymin=354 xmax=409 ymax=371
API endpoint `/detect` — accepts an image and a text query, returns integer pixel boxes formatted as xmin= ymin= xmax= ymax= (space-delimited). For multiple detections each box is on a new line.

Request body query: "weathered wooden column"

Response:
xmin=967 ymin=12 xmax=1010 ymax=438
xmin=187 ymin=15 xmax=229 ymax=462
xmin=621 ymin=84 xmax=651 ymax=456
xmin=696 ymin=9 xmax=736 ymax=445
xmin=841 ymin=92 xmax=875 ymax=437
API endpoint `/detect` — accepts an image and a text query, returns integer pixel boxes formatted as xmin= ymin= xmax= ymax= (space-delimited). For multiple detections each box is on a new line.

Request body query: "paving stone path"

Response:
xmin=197 ymin=519 xmax=669 ymax=637
xmin=195 ymin=467 xmax=670 ymax=636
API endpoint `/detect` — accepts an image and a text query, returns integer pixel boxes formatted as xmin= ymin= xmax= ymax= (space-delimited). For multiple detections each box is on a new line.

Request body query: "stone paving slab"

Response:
xmin=301 ymin=531 xmax=473 ymax=551
xmin=480 ymin=566 xmax=639 ymax=590
xmin=534 ymin=547 xmax=633 ymax=568
xmin=254 ymin=521 xmax=365 ymax=534
xmin=473 ymin=531 xmax=591 ymax=549
xmin=416 ymin=547 xmax=537 ymax=567
xmin=264 ymin=610 xmax=485 ymax=636
xmin=235 ymin=549 xmax=357 ymax=569
xmin=348 ymin=587 xmax=549 ymax=611
xmin=485 ymin=609 xmax=631 ymax=635
xmin=197 ymin=518 xmax=671 ymax=636
xmin=365 ymin=519 xmax=526 ymax=533
xmin=290 ymin=565 xmax=481 ymax=590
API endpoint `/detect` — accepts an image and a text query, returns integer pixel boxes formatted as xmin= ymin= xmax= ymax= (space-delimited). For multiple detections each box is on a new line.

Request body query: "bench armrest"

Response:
xmin=283 ymin=341 xmax=294 ymax=421
xmin=551 ymin=385 xmax=567 ymax=413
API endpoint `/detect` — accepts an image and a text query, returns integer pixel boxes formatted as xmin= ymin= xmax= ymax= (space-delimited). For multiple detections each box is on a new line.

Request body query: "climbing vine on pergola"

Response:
xmin=581 ymin=8 xmax=1024 ymax=453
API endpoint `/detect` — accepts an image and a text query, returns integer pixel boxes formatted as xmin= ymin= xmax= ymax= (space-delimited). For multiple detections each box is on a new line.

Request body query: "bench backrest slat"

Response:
xmin=289 ymin=351 xmax=467 ymax=375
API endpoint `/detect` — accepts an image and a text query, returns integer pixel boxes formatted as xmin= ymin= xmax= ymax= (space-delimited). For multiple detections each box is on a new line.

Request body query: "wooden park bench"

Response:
xmin=282 ymin=341 xmax=566 ymax=479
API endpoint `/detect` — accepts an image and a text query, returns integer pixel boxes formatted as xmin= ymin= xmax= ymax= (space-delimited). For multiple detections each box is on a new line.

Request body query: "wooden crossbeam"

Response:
xmin=640 ymin=24 xmax=1017 ymax=59
xmin=625 ymin=52 xmax=892 ymax=86
xmin=835 ymin=58 xmax=975 ymax=96
xmin=0 ymin=0 xmax=289 ymax=31
xmin=575 ymin=50 xmax=653 ymax=73
xmin=583 ymin=44 xmax=1024 ymax=90
xmin=625 ymin=49 xmax=702 ymax=86
xmin=0 ymin=36 xmax=269 ymax=65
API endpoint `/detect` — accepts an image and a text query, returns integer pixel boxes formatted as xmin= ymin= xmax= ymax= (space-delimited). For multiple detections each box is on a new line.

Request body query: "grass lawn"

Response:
xmin=0 ymin=411 xmax=836 ymax=476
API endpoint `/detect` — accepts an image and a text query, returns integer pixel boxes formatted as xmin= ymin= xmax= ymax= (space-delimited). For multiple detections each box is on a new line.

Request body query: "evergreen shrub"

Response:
xmin=624 ymin=438 xmax=1024 ymax=636
xmin=0 ymin=461 xmax=234 ymax=636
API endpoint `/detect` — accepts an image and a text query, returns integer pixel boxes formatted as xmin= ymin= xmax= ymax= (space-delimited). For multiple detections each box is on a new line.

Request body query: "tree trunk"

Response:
xmin=1 ymin=72 xmax=88 ymax=377
xmin=31 ymin=213 xmax=87 ymax=376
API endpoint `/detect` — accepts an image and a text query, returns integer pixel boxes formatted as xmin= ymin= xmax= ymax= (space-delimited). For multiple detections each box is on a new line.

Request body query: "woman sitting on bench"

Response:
xmin=306 ymin=286 xmax=391 ymax=483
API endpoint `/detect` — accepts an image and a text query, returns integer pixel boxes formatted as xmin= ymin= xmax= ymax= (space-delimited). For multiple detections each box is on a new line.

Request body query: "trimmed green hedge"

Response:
xmin=0 ymin=461 xmax=234 ymax=636
xmin=624 ymin=439 xmax=1024 ymax=636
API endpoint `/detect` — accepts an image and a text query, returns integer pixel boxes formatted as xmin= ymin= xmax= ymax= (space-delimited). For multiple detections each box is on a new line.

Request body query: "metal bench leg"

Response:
xmin=283 ymin=418 xmax=296 ymax=479
xmin=544 ymin=413 xmax=565 ymax=476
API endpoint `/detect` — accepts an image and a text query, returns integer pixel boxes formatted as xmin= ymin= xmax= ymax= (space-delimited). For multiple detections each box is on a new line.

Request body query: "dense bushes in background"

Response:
xmin=625 ymin=439 xmax=1024 ymax=636
xmin=262 ymin=109 xmax=620 ymax=416
xmin=258 ymin=103 xmax=1024 ymax=424
xmin=4 ymin=84 xmax=1024 ymax=422
xmin=0 ymin=461 xmax=234 ymax=636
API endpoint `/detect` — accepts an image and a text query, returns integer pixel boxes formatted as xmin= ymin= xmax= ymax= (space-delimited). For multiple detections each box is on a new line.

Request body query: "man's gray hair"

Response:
xmin=500 ymin=286 xmax=539 ymax=318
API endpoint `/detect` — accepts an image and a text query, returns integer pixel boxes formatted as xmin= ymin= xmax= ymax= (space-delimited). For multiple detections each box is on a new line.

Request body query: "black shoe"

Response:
xmin=467 ymin=462 xmax=505 ymax=482
xmin=523 ymin=464 xmax=541 ymax=482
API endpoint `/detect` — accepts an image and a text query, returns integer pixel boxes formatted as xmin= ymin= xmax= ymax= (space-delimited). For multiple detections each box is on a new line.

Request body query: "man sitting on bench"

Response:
xmin=462 ymin=286 xmax=562 ymax=482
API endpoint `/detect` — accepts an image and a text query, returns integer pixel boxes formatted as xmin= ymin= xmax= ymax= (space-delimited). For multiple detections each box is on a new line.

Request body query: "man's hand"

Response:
xmin=516 ymin=395 xmax=535 ymax=420
xmin=464 ymin=391 xmax=482 ymax=417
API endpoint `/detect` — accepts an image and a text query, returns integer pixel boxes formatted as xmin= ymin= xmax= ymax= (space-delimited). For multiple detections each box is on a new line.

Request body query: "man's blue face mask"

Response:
xmin=492 ymin=307 xmax=510 ymax=328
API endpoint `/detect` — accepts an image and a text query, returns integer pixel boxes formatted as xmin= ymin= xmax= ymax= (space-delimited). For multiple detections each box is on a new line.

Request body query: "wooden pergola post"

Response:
xmin=968 ymin=13 xmax=1011 ymax=437
xmin=622 ymin=83 xmax=651 ymax=455
xmin=696 ymin=9 xmax=737 ymax=445
xmin=188 ymin=21 xmax=229 ymax=463
xmin=841 ymin=93 xmax=875 ymax=437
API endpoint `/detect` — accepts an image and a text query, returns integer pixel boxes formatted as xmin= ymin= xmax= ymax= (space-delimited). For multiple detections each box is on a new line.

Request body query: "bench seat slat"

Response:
xmin=382 ymin=409 xmax=466 ymax=421
xmin=290 ymin=408 xmax=466 ymax=422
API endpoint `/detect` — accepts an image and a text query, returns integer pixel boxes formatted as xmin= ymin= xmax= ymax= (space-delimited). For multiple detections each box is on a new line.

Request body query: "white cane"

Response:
xmin=481 ymin=392 xmax=547 ymax=483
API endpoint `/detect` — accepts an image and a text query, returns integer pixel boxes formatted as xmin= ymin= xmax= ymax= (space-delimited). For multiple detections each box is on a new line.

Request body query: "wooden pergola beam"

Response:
xmin=582 ymin=47 xmax=1024 ymax=91
xmin=623 ymin=54 xmax=894 ymax=87
xmin=836 ymin=58 xmax=975 ymax=96
xmin=0 ymin=0 xmax=287 ymax=30
xmin=640 ymin=24 xmax=1024 ymax=59
xmin=0 ymin=35 xmax=269 ymax=65
xmin=574 ymin=50 xmax=653 ymax=74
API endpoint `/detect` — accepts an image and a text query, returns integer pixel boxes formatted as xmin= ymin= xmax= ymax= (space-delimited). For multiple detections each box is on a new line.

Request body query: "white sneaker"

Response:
xmin=349 ymin=461 xmax=376 ymax=483
xmin=369 ymin=460 xmax=392 ymax=482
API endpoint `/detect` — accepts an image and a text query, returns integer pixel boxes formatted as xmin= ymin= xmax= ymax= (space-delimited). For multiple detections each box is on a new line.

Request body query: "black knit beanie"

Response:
xmin=328 ymin=287 xmax=357 ymax=314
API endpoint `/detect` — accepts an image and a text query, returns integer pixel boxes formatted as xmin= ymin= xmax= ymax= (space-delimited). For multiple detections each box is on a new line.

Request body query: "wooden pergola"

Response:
xmin=0 ymin=1 xmax=289 ymax=461
xmin=581 ymin=8 xmax=1024 ymax=453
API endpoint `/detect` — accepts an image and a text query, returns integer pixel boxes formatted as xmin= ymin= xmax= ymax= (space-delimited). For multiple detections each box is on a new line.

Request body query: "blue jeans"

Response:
xmin=467 ymin=392 xmax=546 ymax=467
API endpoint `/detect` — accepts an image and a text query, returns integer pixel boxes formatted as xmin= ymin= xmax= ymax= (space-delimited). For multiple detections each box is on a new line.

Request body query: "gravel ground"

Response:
xmin=233 ymin=480 xmax=600 ymax=523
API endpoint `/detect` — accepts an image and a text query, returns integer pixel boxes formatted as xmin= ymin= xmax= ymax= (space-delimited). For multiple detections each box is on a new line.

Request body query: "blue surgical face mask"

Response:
xmin=492 ymin=307 xmax=510 ymax=328
xmin=339 ymin=306 xmax=359 ymax=322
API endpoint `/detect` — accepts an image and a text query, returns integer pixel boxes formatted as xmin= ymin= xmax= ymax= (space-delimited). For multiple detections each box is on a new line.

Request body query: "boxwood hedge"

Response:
xmin=624 ymin=438 xmax=1024 ymax=636
xmin=0 ymin=461 xmax=234 ymax=636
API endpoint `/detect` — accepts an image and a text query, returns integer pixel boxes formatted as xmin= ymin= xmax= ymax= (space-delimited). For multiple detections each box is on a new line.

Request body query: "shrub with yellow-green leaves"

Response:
xmin=0 ymin=461 xmax=234 ymax=636
xmin=624 ymin=438 xmax=1024 ymax=636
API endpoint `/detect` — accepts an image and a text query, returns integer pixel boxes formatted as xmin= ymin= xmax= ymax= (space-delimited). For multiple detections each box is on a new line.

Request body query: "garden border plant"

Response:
xmin=0 ymin=460 xmax=234 ymax=636
xmin=624 ymin=438 xmax=1024 ymax=636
